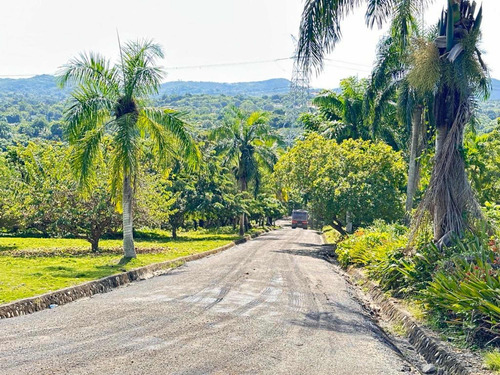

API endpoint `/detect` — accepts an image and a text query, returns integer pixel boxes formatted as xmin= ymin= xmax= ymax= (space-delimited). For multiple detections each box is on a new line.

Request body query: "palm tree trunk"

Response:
xmin=123 ymin=174 xmax=136 ymax=258
xmin=433 ymin=124 xmax=448 ymax=242
xmin=405 ymin=106 xmax=424 ymax=220
xmin=239 ymin=176 xmax=247 ymax=237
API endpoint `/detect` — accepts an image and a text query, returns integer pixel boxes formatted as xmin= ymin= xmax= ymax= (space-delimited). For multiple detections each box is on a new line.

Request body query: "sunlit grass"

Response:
xmin=0 ymin=228 xmax=243 ymax=304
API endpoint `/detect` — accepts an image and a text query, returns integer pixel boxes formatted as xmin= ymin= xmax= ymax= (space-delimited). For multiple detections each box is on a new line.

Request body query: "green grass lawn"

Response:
xmin=0 ymin=229 xmax=242 ymax=304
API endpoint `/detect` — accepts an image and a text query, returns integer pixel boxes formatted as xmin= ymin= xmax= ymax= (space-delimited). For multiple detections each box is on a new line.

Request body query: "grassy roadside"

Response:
xmin=0 ymin=228 xmax=262 ymax=304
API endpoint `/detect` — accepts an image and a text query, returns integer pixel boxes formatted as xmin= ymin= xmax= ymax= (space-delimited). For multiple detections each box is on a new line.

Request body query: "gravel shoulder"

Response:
xmin=0 ymin=226 xmax=416 ymax=374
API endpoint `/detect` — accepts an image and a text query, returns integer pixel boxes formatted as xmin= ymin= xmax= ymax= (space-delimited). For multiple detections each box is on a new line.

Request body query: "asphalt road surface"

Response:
xmin=0 ymin=225 xmax=416 ymax=374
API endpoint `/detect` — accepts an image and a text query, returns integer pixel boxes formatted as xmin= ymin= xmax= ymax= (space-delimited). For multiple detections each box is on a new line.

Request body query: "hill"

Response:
xmin=159 ymin=78 xmax=291 ymax=96
xmin=490 ymin=78 xmax=500 ymax=100
xmin=0 ymin=75 xmax=291 ymax=97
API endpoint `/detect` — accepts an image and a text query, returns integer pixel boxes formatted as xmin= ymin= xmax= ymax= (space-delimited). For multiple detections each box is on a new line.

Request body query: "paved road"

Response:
xmin=0 ymin=226 xmax=415 ymax=374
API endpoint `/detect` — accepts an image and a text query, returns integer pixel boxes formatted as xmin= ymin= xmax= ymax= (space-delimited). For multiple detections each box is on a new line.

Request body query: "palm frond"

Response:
xmin=297 ymin=0 xmax=362 ymax=72
xmin=69 ymin=123 xmax=106 ymax=189
xmin=64 ymin=85 xmax=115 ymax=142
xmin=366 ymin=0 xmax=395 ymax=28
xmin=121 ymin=39 xmax=164 ymax=99
xmin=140 ymin=107 xmax=200 ymax=168
xmin=57 ymin=52 xmax=119 ymax=92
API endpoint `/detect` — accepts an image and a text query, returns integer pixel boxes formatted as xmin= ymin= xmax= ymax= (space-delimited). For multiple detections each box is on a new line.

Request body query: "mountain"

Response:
xmin=490 ymin=78 xmax=500 ymax=100
xmin=1 ymin=74 xmax=498 ymax=99
xmin=159 ymin=78 xmax=291 ymax=96
xmin=0 ymin=75 xmax=68 ymax=98
xmin=0 ymin=75 xmax=291 ymax=97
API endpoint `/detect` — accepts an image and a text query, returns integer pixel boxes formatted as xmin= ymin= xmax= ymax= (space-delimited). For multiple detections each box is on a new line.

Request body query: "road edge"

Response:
xmin=0 ymin=228 xmax=274 ymax=319
xmin=346 ymin=267 xmax=487 ymax=375
xmin=321 ymin=231 xmax=486 ymax=375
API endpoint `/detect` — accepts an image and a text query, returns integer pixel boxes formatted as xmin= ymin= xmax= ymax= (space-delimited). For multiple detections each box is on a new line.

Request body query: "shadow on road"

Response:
xmin=272 ymin=244 xmax=336 ymax=261
xmin=290 ymin=306 xmax=404 ymax=356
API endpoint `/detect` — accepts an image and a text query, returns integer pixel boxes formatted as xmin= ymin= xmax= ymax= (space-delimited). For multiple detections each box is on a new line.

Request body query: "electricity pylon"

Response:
xmin=283 ymin=36 xmax=310 ymax=147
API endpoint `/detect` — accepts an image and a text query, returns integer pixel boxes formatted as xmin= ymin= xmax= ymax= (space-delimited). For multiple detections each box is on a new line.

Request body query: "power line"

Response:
xmin=0 ymin=57 xmax=374 ymax=78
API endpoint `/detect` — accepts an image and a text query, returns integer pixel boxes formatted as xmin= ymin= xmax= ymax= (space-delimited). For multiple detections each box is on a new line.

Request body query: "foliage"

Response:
xmin=465 ymin=125 xmax=500 ymax=209
xmin=322 ymin=226 xmax=342 ymax=244
xmin=424 ymin=238 xmax=500 ymax=345
xmin=335 ymin=221 xmax=407 ymax=269
xmin=274 ymin=134 xmax=406 ymax=233
xmin=332 ymin=219 xmax=500 ymax=347
xmin=2 ymin=142 xmax=121 ymax=250
xmin=483 ymin=350 xmax=500 ymax=372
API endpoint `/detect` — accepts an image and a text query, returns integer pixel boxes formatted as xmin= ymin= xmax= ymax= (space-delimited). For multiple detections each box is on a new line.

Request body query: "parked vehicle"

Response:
xmin=291 ymin=210 xmax=308 ymax=229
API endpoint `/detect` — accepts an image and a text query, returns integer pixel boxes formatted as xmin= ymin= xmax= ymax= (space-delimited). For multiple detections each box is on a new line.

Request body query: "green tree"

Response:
xmin=211 ymin=108 xmax=280 ymax=235
xmin=408 ymin=2 xmax=489 ymax=242
xmin=58 ymin=40 xmax=199 ymax=258
xmin=298 ymin=0 xmax=489 ymax=243
xmin=274 ymin=134 xmax=406 ymax=234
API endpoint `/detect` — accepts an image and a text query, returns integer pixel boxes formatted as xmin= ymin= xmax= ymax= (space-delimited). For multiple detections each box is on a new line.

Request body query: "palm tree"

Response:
xmin=311 ymin=77 xmax=372 ymax=142
xmin=58 ymin=39 xmax=199 ymax=258
xmin=409 ymin=1 xmax=489 ymax=243
xmin=297 ymin=0 xmax=423 ymax=73
xmin=211 ymin=108 xmax=280 ymax=236
xmin=366 ymin=34 xmax=432 ymax=218
xmin=298 ymin=0 xmax=489 ymax=242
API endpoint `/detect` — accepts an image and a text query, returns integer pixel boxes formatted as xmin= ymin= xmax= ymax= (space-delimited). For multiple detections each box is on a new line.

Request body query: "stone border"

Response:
xmin=0 ymin=229 xmax=272 ymax=320
xmin=347 ymin=268 xmax=484 ymax=375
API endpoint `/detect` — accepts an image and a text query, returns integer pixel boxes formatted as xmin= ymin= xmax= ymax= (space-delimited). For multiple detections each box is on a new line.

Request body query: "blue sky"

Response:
xmin=0 ymin=0 xmax=498 ymax=89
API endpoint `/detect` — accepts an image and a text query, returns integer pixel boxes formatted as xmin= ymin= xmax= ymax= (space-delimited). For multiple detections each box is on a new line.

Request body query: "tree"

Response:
xmin=409 ymin=1 xmax=488 ymax=242
xmin=4 ymin=142 xmax=120 ymax=250
xmin=298 ymin=0 xmax=489 ymax=242
xmin=274 ymin=134 xmax=406 ymax=234
xmin=211 ymin=107 xmax=280 ymax=235
xmin=297 ymin=0 xmax=421 ymax=73
xmin=58 ymin=39 xmax=199 ymax=258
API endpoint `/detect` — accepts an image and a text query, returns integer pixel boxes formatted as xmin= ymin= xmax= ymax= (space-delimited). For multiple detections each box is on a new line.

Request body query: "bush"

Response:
xmin=484 ymin=349 xmax=500 ymax=372
xmin=335 ymin=220 xmax=407 ymax=269
xmin=335 ymin=220 xmax=500 ymax=347
xmin=424 ymin=239 xmax=500 ymax=346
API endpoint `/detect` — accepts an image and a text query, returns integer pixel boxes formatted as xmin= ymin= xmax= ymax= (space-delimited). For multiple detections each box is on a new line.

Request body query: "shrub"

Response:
xmin=424 ymin=243 xmax=500 ymax=346
xmin=484 ymin=350 xmax=500 ymax=372
xmin=335 ymin=220 xmax=407 ymax=269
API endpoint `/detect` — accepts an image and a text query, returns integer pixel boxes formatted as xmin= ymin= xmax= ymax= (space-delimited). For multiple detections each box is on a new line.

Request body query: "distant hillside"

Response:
xmin=0 ymin=75 xmax=68 ymax=98
xmin=159 ymin=78 xmax=291 ymax=96
xmin=1 ymin=75 xmax=498 ymax=99
xmin=490 ymin=78 xmax=500 ymax=100
xmin=0 ymin=75 xmax=291 ymax=97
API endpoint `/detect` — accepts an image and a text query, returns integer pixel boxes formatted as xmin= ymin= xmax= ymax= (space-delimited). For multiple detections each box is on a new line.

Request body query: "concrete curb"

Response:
xmin=347 ymin=267 xmax=483 ymax=375
xmin=0 ymin=228 xmax=273 ymax=320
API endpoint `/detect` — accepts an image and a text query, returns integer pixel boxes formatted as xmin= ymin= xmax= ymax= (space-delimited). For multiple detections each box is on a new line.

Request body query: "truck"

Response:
xmin=291 ymin=210 xmax=308 ymax=229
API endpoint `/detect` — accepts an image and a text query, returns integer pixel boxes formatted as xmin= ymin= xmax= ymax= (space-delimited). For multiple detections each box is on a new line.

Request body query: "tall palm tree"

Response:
xmin=58 ymin=39 xmax=199 ymax=258
xmin=211 ymin=108 xmax=280 ymax=236
xmin=409 ymin=1 xmax=489 ymax=243
xmin=366 ymin=33 xmax=432 ymax=218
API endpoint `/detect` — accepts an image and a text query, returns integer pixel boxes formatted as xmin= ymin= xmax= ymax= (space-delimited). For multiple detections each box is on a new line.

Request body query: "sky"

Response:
xmin=0 ymin=0 xmax=498 ymax=89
